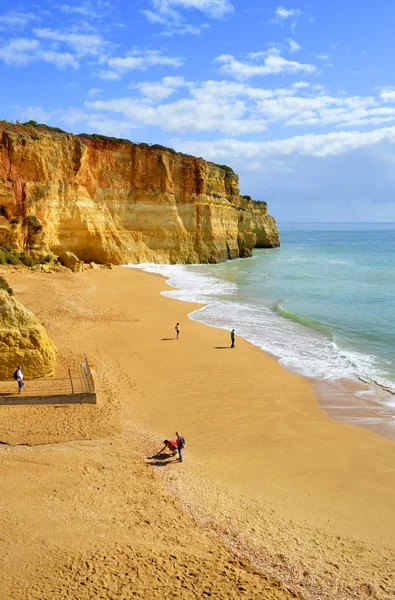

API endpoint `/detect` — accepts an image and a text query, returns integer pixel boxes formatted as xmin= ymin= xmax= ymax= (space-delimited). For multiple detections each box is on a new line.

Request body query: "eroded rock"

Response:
xmin=0 ymin=290 xmax=56 ymax=379
xmin=59 ymin=251 xmax=84 ymax=273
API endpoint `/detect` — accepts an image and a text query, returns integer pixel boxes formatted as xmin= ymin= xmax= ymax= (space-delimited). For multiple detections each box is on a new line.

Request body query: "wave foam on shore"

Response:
xmin=126 ymin=263 xmax=395 ymax=425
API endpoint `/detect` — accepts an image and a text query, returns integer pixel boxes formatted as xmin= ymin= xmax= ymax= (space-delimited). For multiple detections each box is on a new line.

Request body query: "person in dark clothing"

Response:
xmin=230 ymin=329 xmax=235 ymax=348
xmin=175 ymin=431 xmax=185 ymax=462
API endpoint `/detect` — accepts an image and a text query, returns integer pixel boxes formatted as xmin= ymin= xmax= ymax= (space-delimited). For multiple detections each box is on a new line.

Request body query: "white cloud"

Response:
xmin=0 ymin=27 xmax=182 ymax=75
xmin=56 ymin=1 xmax=115 ymax=19
xmin=0 ymin=38 xmax=40 ymax=66
xmin=148 ymin=0 xmax=234 ymax=19
xmin=12 ymin=105 xmax=53 ymax=123
xmin=0 ymin=9 xmax=40 ymax=29
xmin=0 ymin=37 xmax=78 ymax=68
xmin=107 ymin=50 xmax=183 ymax=73
xmin=97 ymin=70 xmax=121 ymax=80
xmin=287 ymin=38 xmax=301 ymax=53
xmin=174 ymin=126 xmax=395 ymax=161
xmin=142 ymin=0 xmax=234 ymax=35
xmin=316 ymin=54 xmax=329 ymax=60
xmin=39 ymin=49 xmax=80 ymax=68
xmin=33 ymin=28 xmax=108 ymax=57
xmin=271 ymin=6 xmax=302 ymax=34
xmin=85 ymin=87 xmax=268 ymax=135
xmin=292 ymin=81 xmax=310 ymax=88
xmin=216 ymin=49 xmax=316 ymax=80
xmin=84 ymin=117 xmax=135 ymax=136
xmin=379 ymin=87 xmax=395 ymax=102
xmin=88 ymin=88 xmax=103 ymax=97
xmin=134 ymin=76 xmax=186 ymax=101
xmin=81 ymin=78 xmax=395 ymax=135
xmin=274 ymin=6 xmax=302 ymax=21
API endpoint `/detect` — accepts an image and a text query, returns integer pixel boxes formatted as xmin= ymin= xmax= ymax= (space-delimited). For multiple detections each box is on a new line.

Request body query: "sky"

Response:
xmin=1 ymin=0 xmax=395 ymax=222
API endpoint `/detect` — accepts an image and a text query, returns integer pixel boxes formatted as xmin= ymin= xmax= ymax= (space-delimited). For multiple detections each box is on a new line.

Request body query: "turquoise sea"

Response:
xmin=129 ymin=223 xmax=395 ymax=428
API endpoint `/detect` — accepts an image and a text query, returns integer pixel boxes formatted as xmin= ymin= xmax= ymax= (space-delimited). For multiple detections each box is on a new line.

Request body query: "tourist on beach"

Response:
xmin=231 ymin=329 xmax=235 ymax=348
xmin=158 ymin=439 xmax=178 ymax=456
xmin=175 ymin=323 xmax=180 ymax=339
xmin=175 ymin=431 xmax=185 ymax=463
xmin=14 ymin=365 xmax=24 ymax=395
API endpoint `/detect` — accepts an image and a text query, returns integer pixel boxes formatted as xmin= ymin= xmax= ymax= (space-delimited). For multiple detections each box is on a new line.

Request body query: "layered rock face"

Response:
xmin=0 ymin=289 xmax=56 ymax=379
xmin=0 ymin=123 xmax=279 ymax=264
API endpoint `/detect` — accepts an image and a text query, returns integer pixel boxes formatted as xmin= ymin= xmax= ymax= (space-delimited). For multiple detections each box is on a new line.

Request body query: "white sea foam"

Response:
xmin=125 ymin=263 xmax=395 ymax=396
xmin=328 ymin=259 xmax=350 ymax=265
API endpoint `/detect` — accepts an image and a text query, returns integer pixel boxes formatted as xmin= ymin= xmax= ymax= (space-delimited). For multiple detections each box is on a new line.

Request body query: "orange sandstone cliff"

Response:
xmin=0 ymin=123 xmax=279 ymax=264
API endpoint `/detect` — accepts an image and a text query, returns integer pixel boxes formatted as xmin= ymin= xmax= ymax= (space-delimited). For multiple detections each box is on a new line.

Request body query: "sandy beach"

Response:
xmin=0 ymin=265 xmax=394 ymax=599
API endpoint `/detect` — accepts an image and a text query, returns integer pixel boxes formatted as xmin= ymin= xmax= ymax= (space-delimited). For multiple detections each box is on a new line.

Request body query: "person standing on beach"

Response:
xmin=231 ymin=329 xmax=235 ymax=348
xmin=176 ymin=431 xmax=185 ymax=463
xmin=175 ymin=323 xmax=180 ymax=339
xmin=14 ymin=365 xmax=24 ymax=395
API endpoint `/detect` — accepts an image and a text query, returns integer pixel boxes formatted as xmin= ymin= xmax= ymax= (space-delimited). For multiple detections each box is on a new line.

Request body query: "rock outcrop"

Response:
xmin=0 ymin=289 xmax=56 ymax=379
xmin=59 ymin=251 xmax=84 ymax=272
xmin=0 ymin=123 xmax=280 ymax=264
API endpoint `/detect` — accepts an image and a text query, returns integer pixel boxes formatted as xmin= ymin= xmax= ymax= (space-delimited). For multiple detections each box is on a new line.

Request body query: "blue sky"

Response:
xmin=1 ymin=0 xmax=395 ymax=222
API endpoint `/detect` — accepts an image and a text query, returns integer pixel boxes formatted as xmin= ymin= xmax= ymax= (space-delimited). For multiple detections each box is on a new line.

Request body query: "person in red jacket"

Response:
xmin=158 ymin=439 xmax=178 ymax=456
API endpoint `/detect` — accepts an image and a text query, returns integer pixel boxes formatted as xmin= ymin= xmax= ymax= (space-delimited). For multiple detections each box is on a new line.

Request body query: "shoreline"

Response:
xmin=1 ymin=266 xmax=395 ymax=599
xmin=130 ymin=263 xmax=395 ymax=443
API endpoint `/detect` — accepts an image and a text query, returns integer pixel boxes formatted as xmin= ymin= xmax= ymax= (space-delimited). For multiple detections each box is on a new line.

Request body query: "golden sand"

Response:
xmin=0 ymin=266 xmax=394 ymax=599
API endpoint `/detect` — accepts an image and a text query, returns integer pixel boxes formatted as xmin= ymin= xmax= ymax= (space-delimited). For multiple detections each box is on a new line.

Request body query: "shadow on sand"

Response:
xmin=160 ymin=338 xmax=177 ymax=341
xmin=146 ymin=452 xmax=179 ymax=467
xmin=215 ymin=346 xmax=232 ymax=350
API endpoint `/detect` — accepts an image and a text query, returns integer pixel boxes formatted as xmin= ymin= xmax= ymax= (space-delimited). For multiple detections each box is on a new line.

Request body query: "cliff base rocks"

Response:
xmin=0 ymin=289 xmax=56 ymax=380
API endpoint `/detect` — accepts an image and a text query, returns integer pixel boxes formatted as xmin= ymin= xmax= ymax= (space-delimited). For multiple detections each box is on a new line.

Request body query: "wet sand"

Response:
xmin=0 ymin=266 xmax=394 ymax=599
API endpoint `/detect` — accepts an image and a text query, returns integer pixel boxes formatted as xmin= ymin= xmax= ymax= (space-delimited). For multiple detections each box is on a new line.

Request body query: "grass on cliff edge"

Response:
xmin=0 ymin=275 xmax=13 ymax=295
xmin=0 ymin=244 xmax=52 ymax=268
xmin=1 ymin=119 xmax=237 ymax=175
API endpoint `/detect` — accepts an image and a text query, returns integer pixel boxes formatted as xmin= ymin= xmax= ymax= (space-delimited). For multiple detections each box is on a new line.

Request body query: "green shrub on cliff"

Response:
xmin=36 ymin=124 xmax=66 ymax=133
xmin=23 ymin=215 xmax=43 ymax=231
xmin=0 ymin=275 xmax=13 ymax=295
xmin=0 ymin=244 xmax=50 ymax=268
xmin=150 ymin=144 xmax=177 ymax=154
xmin=18 ymin=252 xmax=35 ymax=267
xmin=22 ymin=121 xmax=66 ymax=133
xmin=77 ymin=133 xmax=133 ymax=144
xmin=0 ymin=246 xmax=19 ymax=265
xmin=216 ymin=164 xmax=235 ymax=174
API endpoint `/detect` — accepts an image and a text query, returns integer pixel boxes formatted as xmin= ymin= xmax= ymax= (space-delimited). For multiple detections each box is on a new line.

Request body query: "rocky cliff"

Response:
xmin=0 ymin=288 xmax=56 ymax=379
xmin=0 ymin=123 xmax=279 ymax=264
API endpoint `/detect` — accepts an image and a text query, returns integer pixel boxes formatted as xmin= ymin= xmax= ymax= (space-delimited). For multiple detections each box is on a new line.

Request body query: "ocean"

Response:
xmin=128 ymin=223 xmax=395 ymax=436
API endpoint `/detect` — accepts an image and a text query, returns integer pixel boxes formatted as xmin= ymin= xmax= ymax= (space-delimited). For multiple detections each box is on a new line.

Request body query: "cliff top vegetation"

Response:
xmin=0 ymin=119 xmax=236 ymax=175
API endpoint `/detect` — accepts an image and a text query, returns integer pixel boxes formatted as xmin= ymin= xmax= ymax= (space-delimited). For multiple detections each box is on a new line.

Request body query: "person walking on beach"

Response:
xmin=230 ymin=329 xmax=235 ymax=348
xmin=176 ymin=431 xmax=185 ymax=463
xmin=175 ymin=323 xmax=180 ymax=340
xmin=13 ymin=365 xmax=24 ymax=395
